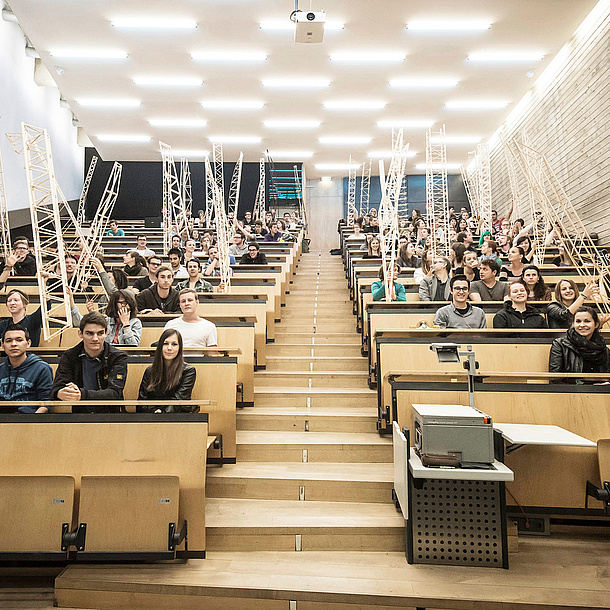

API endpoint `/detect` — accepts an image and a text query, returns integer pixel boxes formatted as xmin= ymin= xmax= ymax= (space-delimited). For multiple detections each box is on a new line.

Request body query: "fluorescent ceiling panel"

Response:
xmin=111 ymin=17 xmax=197 ymax=29
xmin=377 ymin=119 xmax=434 ymax=128
xmin=262 ymin=78 xmax=331 ymax=88
xmin=390 ymin=77 xmax=458 ymax=88
xmin=134 ymin=76 xmax=203 ymax=86
xmin=264 ymin=120 xmax=321 ymax=129
xmin=191 ymin=51 xmax=267 ymax=61
xmin=319 ymin=136 xmax=371 ymax=144
xmin=208 ymin=136 xmax=261 ymax=143
xmin=149 ymin=119 xmax=207 ymax=127
xmin=407 ymin=20 xmax=491 ymax=31
xmin=323 ymin=100 xmax=386 ymax=109
xmin=201 ymin=100 xmax=264 ymax=109
xmin=330 ymin=51 xmax=405 ymax=62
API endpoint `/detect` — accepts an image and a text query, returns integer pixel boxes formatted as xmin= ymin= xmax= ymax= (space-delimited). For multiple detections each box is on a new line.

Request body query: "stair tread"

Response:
xmin=255 ymin=371 xmax=367 ymax=377
xmin=254 ymin=387 xmax=375 ymax=394
xmin=236 ymin=430 xmax=391 ymax=444
xmin=238 ymin=406 xmax=375 ymax=416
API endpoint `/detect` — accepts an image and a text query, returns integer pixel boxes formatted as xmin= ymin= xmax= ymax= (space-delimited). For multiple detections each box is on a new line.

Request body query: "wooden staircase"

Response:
xmin=205 ymin=250 xmax=402 ymax=552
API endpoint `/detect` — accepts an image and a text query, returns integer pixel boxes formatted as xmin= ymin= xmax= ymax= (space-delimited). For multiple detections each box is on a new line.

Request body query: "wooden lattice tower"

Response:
xmin=213 ymin=143 xmax=225 ymax=209
xmin=0 ymin=144 xmax=12 ymax=260
xmin=425 ymin=125 xmax=450 ymax=257
xmin=397 ymin=173 xmax=408 ymax=220
xmin=499 ymin=132 xmax=522 ymax=220
xmin=253 ymin=157 xmax=266 ymax=220
xmin=180 ymin=158 xmax=193 ymax=222
xmin=293 ymin=164 xmax=307 ymax=229
xmin=347 ymin=156 xmax=357 ymax=225
xmin=460 ymin=164 xmax=477 ymax=218
xmin=359 ymin=159 xmax=371 ymax=217
xmin=476 ymin=144 xmax=493 ymax=236
xmin=227 ymin=152 xmax=243 ymax=223
xmin=76 ymin=155 xmax=98 ymax=227
xmin=160 ymin=142 xmax=187 ymax=253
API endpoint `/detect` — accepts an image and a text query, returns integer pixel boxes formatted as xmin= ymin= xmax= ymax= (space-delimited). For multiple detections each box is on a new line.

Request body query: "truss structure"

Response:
xmin=508 ymin=138 xmax=610 ymax=314
xmin=293 ymin=164 xmax=307 ymax=228
xmin=5 ymin=133 xmax=23 ymax=155
xmin=76 ymin=155 xmax=98 ymax=226
xmin=476 ymin=144 xmax=493 ymax=236
xmin=0 ymin=145 xmax=11 ymax=260
xmin=160 ymin=142 xmax=187 ymax=254
xmin=499 ymin=132 xmax=522 ymax=220
xmin=253 ymin=157 xmax=266 ymax=220
xmin=460 ymin=159 xmax=478 ymax=218
xmin=397 ymin=173 xmax=408 ymax=220
xmin=204 ymin=162 xmax=215 ymax=228
xmin=425 ymin=126 xmax=450 ymax=257
xmin=378 ymin=130 xmax=408 ymax=302
xmin=213 ymin=143 xmax=225 ymax=208
xmin=346 ymin=156 xmax=358 ymax=225
xmin=204 ymin=155 xmax=231 ymax=292
xmin=359 ymin=159 xmax=371 ymax=217
xmin=227 ymin=152 xmax=243 ymax=223
xmin=180 ymin=158 xmax=193 ymax=220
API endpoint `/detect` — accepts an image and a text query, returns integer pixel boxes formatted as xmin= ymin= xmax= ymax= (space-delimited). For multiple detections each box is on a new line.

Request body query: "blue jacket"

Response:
xmin=0 ymin=353 xmax=53 ymax=412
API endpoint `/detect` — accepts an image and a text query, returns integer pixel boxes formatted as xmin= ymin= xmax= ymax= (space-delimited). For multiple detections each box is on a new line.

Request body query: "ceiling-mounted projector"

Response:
xmin=295 ymin=11 xmax=325 ymax=43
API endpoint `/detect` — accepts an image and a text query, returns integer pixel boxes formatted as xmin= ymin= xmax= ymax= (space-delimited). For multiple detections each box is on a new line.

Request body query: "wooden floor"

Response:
xmin=45 ymin=251 xmax=610 ymax=609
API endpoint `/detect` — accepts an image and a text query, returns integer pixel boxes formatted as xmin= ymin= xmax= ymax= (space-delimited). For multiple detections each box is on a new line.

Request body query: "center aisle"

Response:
xmin=205 ymin=250 xmax=402 ymax=551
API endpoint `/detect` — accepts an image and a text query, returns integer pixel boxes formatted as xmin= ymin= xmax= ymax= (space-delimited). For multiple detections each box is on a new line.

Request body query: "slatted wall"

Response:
xmin=488 ymin=2 xmax=610 ymax=244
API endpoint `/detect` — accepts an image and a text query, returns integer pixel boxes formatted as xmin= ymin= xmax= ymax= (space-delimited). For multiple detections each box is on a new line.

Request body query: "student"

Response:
xmin=123 ymin=251 xmax=148 ymax=277
xmin=228 ymin=231 xmax=249 ymax=259
xmin=0 ymin=237 xmax=37 ymax=279
xmin=515 ymin=235 xmax=535 ymax=264
xmin=549 ymin=306 xmax=610 ymax=380
xmin=106 ymin=220 xmax=124 ymax=237
xmin=521 ymin=265 xmax=552 ymax=301
xmin=362 ymin=235 xmax=382 ymax=259
xmin=434 ymin=276 xmax=487 ymax=329
xmin=479 ymin=239 xmax=503 ymax=266
xmin=136 ymin=266 xmax=181 ymax=314
xmin=182 ymin=239 xmax=198 ymax=266
xmin=453 ymin=250 xmax=480 ymax=282
xmin=547 ymin=279 xmax=601 ymax=329
xmin=132 ymin=235 xmax=155 ymax=257
xmin=176 ymin=259 xmax=214 ymax=293
xmin=419 ymin=256 xmax=451 ymax=301
xmin=137 ymin=329 xmax=197 ymax=413
xmin=470 ymin=260 xmax=509 ymax=302
xmin=264 ymin=222 xmax=282 ymax=242
xmin=204 ymin=246 xmax=234 ymax=277
xmin=164 ymin=289 xmax=217 ymax=348
xmin=240 ymin=242 xmax=268 ymax=265
xmin=0 ymin=288 xmax=46 ymax=347
xmin=396 ymin=242 xmax=420 ymax=269
xmin=346 ymin=218 xmax=366 ymax=241
xmin=168 ymin=248 xmax=188 ymax=278
xmin=492 ymin=280 xmax=548 ymax=329
xmin=0 ymin=324 xmax=52 ymax=412
xmin=499 ymin=246 xmax=526 ymax=282
xmin=371 ymin=264 xmax=406 ymax=302
xmin=71 ymin=289 xmax=142 ymax=346
xmin=51 ymin=312 xmax=128 ymax=412
xmin=133 ymin=255 xmax=162 ymax=293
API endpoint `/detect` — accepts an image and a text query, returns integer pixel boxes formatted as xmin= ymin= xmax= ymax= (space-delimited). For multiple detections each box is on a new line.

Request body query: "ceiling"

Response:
xmin=5 ymin=0 xmax=600 ymax=178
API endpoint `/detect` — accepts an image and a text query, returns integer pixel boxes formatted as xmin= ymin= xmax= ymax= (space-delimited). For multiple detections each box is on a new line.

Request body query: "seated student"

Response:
xmin=0 ymin=237 xmax=37 ymax=280
xmin=228 ymin=231 xmax=249 ymax=259
xmin=71 ymin=289 xmax=142 ymax=347
xmin=453 ymin=250 xmax=480 ymax=282
xmin=433 ymin=276 xmax=487 ymax=329
xmin=469 ymin=260 xmax=509 ymax=302
xmin=106 ymin=220 xmax=124 ymax=237
xmin=167 ymin=248 xmax=188 ymax=278
xmin=136 ymin=266 xmax=181 ymax=314
xmin=176 ymin=258 xmax=214 ymax=293
xmin=137 ymin=329 xmax=196 ymax=413
xmin=362 ymin=235 xmax=382 ymax=258
xmin=547 ymin=279 xmax=601 ymax=329
xmin=132 ymin=235 xmax=155 ymax=257
xmin=346 ymin=218 xmax=366 ymax=241
xmin=515 ymin=235 xmax=535 ymax=265
xmin=0 ymin=323 xmax=52 ymax=412
xmin=133 ymin=255 xmax=161 ymax=293
xmin=419 ymin=256 xmax=452 ymax=301
xmin=396 ymin=242 xmax=420 ymax=270
xmin=204 ymin=245 xmax=234 ymax=277
xmin=522 ymin=265 xmax=551 ymax=301
xmin=549 ymin=306 xmax=610 ymax=381
xmin=371 ymin=264 xmax=406 ymax=302
xmin=51 ymin=312 xmax=128 ymax=412
xmin=264 ymin=222 xmax=283 ymax=242
xmin=0 ymin=286 xmax=48 ymax=347
xmin=123 ymin=251 xmax=148 ymax=277
xmin=499 ymin=246 xmax=526 ymax=282
xmin=479 ymin=239 xmax=502 ymax=266
xmin=240 ymin=242 xmax=267 ymax=265
xmin=493 ymin=280 xmax=548 ymax=329
xmin=414 ymin=248 xmax=433 ymax=284
xmin=253 ymin=220 xmax=268 ymax=238
xmin=164 ymin=289 xmax=217 ymax=348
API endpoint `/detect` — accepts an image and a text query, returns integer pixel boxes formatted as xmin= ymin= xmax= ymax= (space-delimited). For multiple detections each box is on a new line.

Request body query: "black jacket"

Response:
xmin=137 ymin=363 xmax=197 ymax=412
xmin=239 ymin=252 xmax=267 ymax=264
xmin=135 ymin=286 xmax=181 ymax=313
xmin=492 ymin=301 xmax=548 ymax=329
xmin=546 ymin=301 xmax=572 ymax=329
xmin=50 ymin=341 xmax=128 ymax=412
xmin=549 ymin=335 xmax=610 ymax=377
xmin=0 ymin=253 xmax=37 ymax=276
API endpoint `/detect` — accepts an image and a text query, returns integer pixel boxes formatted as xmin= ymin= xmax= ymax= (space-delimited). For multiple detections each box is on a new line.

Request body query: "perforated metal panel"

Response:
xmin=408 ymin=479 xmax=507 ymax=568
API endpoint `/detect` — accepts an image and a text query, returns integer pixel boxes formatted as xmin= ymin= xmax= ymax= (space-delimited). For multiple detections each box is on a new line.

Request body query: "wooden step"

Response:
xmin=273 ymin=332 xmax=361 ymax=345
xmin=265 ymin=344 xmax=362 ymax=357
xmin=266 ymin=356 xmax=368 ymax=371
xmin=236 ymin=430 xmax=391 ymax=462
xmin=237 ymin=405 xmax=377 ymax=432
xmin=274 ymin=322 xmax=357 ymax=333
xmin=206 ymin=462 xmax=393 ymax=503
xmin=254 ymin=371 xmax=369 ymax=388
xmin=254 ymin=387 xmax=377 ymax=408
xmin=205 ymin=498 xmax=403 ymax=551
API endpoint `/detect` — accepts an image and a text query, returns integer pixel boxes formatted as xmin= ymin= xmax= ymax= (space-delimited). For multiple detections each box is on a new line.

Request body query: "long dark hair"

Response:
xmin=522 ymin=264 xmax=548 ymax=300
xmin=112 ymin=268 xmax=128 ymax=290
xmin=105 ymin=289 xmax=138 ymax=320
xmin=146 ymin=329 xmax=185 ymax=394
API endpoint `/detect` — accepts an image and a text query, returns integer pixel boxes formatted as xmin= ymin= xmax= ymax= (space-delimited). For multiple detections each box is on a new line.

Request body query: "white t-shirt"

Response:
xmin=164 ymin=317 xmax=217 ymax=348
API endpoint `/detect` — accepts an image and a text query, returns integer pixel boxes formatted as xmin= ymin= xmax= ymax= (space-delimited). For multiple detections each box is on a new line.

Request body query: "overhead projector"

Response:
xmin=295 ymin=11 xmax=326 ymax=44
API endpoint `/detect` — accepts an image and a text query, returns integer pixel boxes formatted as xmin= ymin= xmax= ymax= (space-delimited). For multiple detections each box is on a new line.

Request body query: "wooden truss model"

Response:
xmin=227 ymin=152 xmax=243 ymax=223
xmin=460 ymin=154 xmax=478 ymax=218
xmin=425 ymin=126 xmax=450 ymax=257
xmin=204 ymin=155 xmax=231 ymax=292
xmin=460 ymin=144 xmax=492 ymax=234
xmin=0 ymin=144 xmax=11 ymax=260
xmin=346 ymin=156 xmax=358 ymax=226
xmin=160 ymin=142 xmax=188 ymax=254
xmin=76 ymin=155 xmax=98 ymax=227
xmin=293 ymin=164 xmax=307 ymax=229
xmin=180 ymin=158 xmax=193 ymax=221
xmin=499 ymin=132 xmax=522 ymax=220
xmin=508 ymin=138 xmax=610 ymax=314
xmin=359 ymin=159 xmax=371 ymax=217
xmin=253 ymin=157 xmax=266 ymax=221
xmin=379 ymin=129 xmax=408 ymax=302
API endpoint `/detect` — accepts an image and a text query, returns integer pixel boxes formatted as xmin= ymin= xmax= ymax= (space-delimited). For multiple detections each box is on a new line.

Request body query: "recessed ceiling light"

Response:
xmin=209 ymin=136 xmax=262 ymax=144
xmin=111 ymin=18 xmax=197 ymax=29
xmin=377 ymin=119 xmax=434 ymax=128
xmin=149 ymin=119 xmax=207 ymax=127
xmin=389 ymin=77 xmax=458 ymax=88
xmin=96 ymin=134 xmax=151 ymax=142
xmin=319 ymin=136 xmax=371 ymax=145
xmin=134 ymin=76 xmax=203 ymax=86
xmin=445 ymin=100 xmax=508 ymax=109
xmin=268 ymin=150 xmax=314 ymax=158
xmin=77 ymin=99 xmax=141 ymax=107
xmin=324 ymin=100 xmax=386 ymax=110
xmin=201 ymin=100 xmax=264 ymax=109
xmin=170 ymin=149 xmax=210 ymax=157
xmin=262 ymin=78 xmax=331 ymax=88
xmin=468 ymin=51 xmax=545 ymax=61
xmin=264 ymin=120 xmax=321 ymax=129
xmin=320 ymin=176 xmax=333 ymax=183
xmin=415 ymin=162 xmax=462 ymax=170
xmin=368 ymin=150 xmax=416 ymax=158
xmin=191 ymin=51 xmax=267 ymax=62
xmin=407 ymin=20 xmax=491 ymax=31
xmin=50 ymin=49 xmax=128 ymax=59
xmin=260 ymin=19 xmax=344 ymax=31
xmin=330 ymin=51 xmax=405 ymax=62
xmin=315 ymin=162 xmax=361 ymax=170
xmin=430 ymin=135 xmax=482 ymax=144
